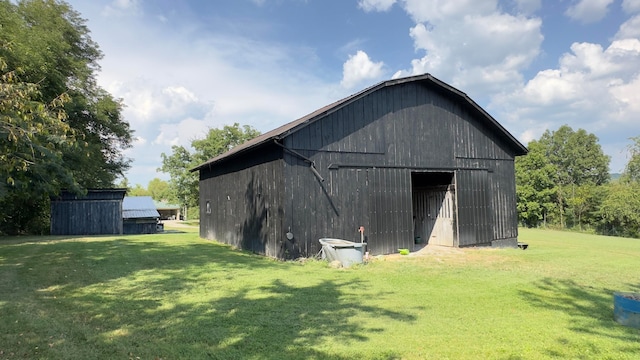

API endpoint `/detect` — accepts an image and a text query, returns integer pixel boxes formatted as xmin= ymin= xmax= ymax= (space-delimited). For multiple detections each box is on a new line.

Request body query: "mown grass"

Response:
xmin=1 ymin=227 xmax=639 ymax=359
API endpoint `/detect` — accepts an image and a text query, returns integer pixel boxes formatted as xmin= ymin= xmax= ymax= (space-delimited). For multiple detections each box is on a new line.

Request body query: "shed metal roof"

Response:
xmin=191 ymin=73 xmax=528 ymax=172
xmin=123 ymin=196 xmax=160 ymax=219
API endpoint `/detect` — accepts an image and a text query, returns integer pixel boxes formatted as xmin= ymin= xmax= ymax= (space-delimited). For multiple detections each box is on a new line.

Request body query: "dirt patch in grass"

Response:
xmin=377 ymin=245 xmax=466 ymax=262
xmin=377 ymin=245 xmax=520 ymax=268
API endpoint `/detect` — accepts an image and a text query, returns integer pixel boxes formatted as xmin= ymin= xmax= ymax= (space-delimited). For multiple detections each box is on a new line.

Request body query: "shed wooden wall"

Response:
xmin=123 ymin=220 xmax=157 ymax=234
xmin=50 ymin=190 xmax=125 ymax=235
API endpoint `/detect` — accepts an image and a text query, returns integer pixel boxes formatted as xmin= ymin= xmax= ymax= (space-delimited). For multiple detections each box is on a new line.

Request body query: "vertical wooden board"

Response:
xmin=306 ymin=121 xmax=320 ymax=151
xmin=391 ymin=170 xmax=399 ymax=252
xmin=373 ymin=90 xmax=386 ymax=154
xmin=321 ymin=112 xmax=335 ymax=150
xmin=361 ymin=95 xmax=373 ymax=153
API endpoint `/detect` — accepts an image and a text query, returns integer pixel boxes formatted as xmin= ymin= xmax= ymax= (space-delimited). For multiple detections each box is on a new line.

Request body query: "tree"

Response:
xmin=564 ymin=183 xmax=606 ymax=230
xmin=0 ymin=56 xmax=76 ymax=195
xmin=191 ymin=123 xmax=261 ymax=163
xmin=128 ymin=184 xmax=150 ymax=197
xmin=147 ymin=178 xmax=171 ymax=202
xmin=0 ymin=55 xmax=79 ymax=234
xmin=159 ymin=145 xmax=199 ymax=212
xmin=622 ymin=136 xmax=640 ymax=183
xmin=515 ymin=140 xmax=558 ymax=227
xmin=598 ymin=182 xmax=640 ymax=238
xmin=537 ymin=125 xmax=610 ymax=227
xmin=0 ymin=0 xmax=133 ymax=234
xmin=159 ymin=123 xmax=260 ymax=217
xmin=538 ymin=125 xmax=610 ymax=186
xmin=0 ymin=0 xmax=132 ymax=185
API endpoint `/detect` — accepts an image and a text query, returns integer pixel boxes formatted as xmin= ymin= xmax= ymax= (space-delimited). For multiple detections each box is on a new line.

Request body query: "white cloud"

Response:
xmin=615 ymin=14 xmax=640 ymax=39
xmin=392 ymin=4 xmax=542 ymax=98
xmin=133 ymin=136 xmax=147 ymax=146
xmin=153 ymin=118 xmax=210 ymax=147
xmin=622 ymin=0 xmax=640 ymax=14
xmin=102 ymin=0 xmax=141 ymax=16
xmin=489 ymin=20 xmax=640 ymax=173
xmin=341 ymin=50 xmax=385 ymax=88
xmin=72 ymin=1 xmax=347 ymax=185
xmin=358 ymin=0 xmax=397 ymax=12
xmin=401 ymin=0 xmax=497 ymax=23
xmin=564 ymin=0 xmax=614 ymax=24
xmin=111 ymin=82 xmax=210 ymax=127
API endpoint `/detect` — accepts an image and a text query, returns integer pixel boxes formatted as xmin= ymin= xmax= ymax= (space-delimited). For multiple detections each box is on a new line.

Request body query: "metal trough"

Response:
xmin=319 ymin=238 xmax=365 ymax=268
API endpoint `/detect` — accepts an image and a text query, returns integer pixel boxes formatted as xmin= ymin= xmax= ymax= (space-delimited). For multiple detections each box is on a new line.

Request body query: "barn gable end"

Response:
xmin=193 ymin=74 xmax=527 ymax=259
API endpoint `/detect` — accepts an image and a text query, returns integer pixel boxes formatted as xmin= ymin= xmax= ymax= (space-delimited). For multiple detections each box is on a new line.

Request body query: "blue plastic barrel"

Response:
xmin=614 ymin=292 xmax=640 ymax=329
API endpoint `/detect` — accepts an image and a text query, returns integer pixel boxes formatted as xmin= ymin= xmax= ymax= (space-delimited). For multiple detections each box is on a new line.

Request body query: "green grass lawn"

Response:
xmin=1 ymin=227 xmax=639 ymax=359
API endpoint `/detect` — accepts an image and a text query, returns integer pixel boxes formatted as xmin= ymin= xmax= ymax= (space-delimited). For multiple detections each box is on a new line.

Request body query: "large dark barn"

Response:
xmin=192 ymin=74 xmax=528 ymax=259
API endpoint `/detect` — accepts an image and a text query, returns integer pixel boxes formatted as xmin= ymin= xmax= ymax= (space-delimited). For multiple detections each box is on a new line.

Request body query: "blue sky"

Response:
xmin=65 ymin=0 xmax=640 ymax=186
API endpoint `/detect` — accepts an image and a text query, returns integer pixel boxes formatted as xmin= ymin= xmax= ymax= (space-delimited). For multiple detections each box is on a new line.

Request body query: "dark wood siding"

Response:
xmin=199 ymin=144 xmax=284 ymax=258
xmin=50 ymin=190 xmax=125 ymax=235
xmin=368 ymin=168 xmax=413 ymax=254
xmin=198 ymin=78 xmax=523 ymax=258
xmin=123 ymin=220 xmax=157 ymax=234
xmin=455 ymin=170 xmax=493 ymax=246
xmin=489 ymin=160 xmax=519 ymax=241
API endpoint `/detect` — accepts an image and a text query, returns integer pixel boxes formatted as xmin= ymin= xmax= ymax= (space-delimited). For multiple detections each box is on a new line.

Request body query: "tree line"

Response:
xmin=516 ymin=125 xmax=640 ymax=238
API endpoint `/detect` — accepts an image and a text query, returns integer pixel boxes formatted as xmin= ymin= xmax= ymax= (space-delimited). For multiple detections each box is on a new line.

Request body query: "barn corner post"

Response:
xmin=192 ymin=74 xmax=526 ymax=258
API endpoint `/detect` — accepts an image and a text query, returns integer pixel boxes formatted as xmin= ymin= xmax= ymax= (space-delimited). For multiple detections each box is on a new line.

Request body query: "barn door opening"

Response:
xmin=411 ymin=172 xmax=456 ymax=247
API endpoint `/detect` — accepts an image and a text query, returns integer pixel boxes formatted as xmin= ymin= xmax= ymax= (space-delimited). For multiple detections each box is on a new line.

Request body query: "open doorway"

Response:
xmin=411 ymin=172 xmax=456 ymax=248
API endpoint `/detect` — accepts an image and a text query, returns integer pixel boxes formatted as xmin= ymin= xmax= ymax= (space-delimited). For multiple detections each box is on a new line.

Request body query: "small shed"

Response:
xmin=123 ymin=196 xmax=161 ymax=234
xmin=50 ymin=189 xmax=126 ymax=235
xmin=192 ymin=74 xmax=528 ymax=259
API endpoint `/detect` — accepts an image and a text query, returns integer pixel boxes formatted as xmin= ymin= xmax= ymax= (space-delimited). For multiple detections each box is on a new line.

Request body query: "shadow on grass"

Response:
xmin=1 ymin=234 xmax=274 ymax=289
xmin=0 ymin=234 xmax=412 ymax=359
xmin=519 ymin=278 xmax=640 ymax=358
xmin=62 ymin=279 xmax=412 ymax=359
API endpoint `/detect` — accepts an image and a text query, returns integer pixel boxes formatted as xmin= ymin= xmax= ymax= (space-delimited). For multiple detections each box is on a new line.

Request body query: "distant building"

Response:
xmin=123 ymin=196 xmax=161 ymax=234
xmin=154 ymin=201 xmax=181 ymax=220
xmin=50 ymin=192 xmax=165 ymax=235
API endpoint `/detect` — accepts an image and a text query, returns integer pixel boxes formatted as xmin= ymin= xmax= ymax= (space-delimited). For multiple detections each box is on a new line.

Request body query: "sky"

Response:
xmin=64 ymin=0 xmax=640 ymax=186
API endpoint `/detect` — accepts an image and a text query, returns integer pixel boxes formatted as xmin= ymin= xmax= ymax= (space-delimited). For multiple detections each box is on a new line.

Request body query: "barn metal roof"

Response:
xmin=123 ymin=196 xmax=160 ymax=219
xmin=191 ymin=73 xmax=528 ymax=172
